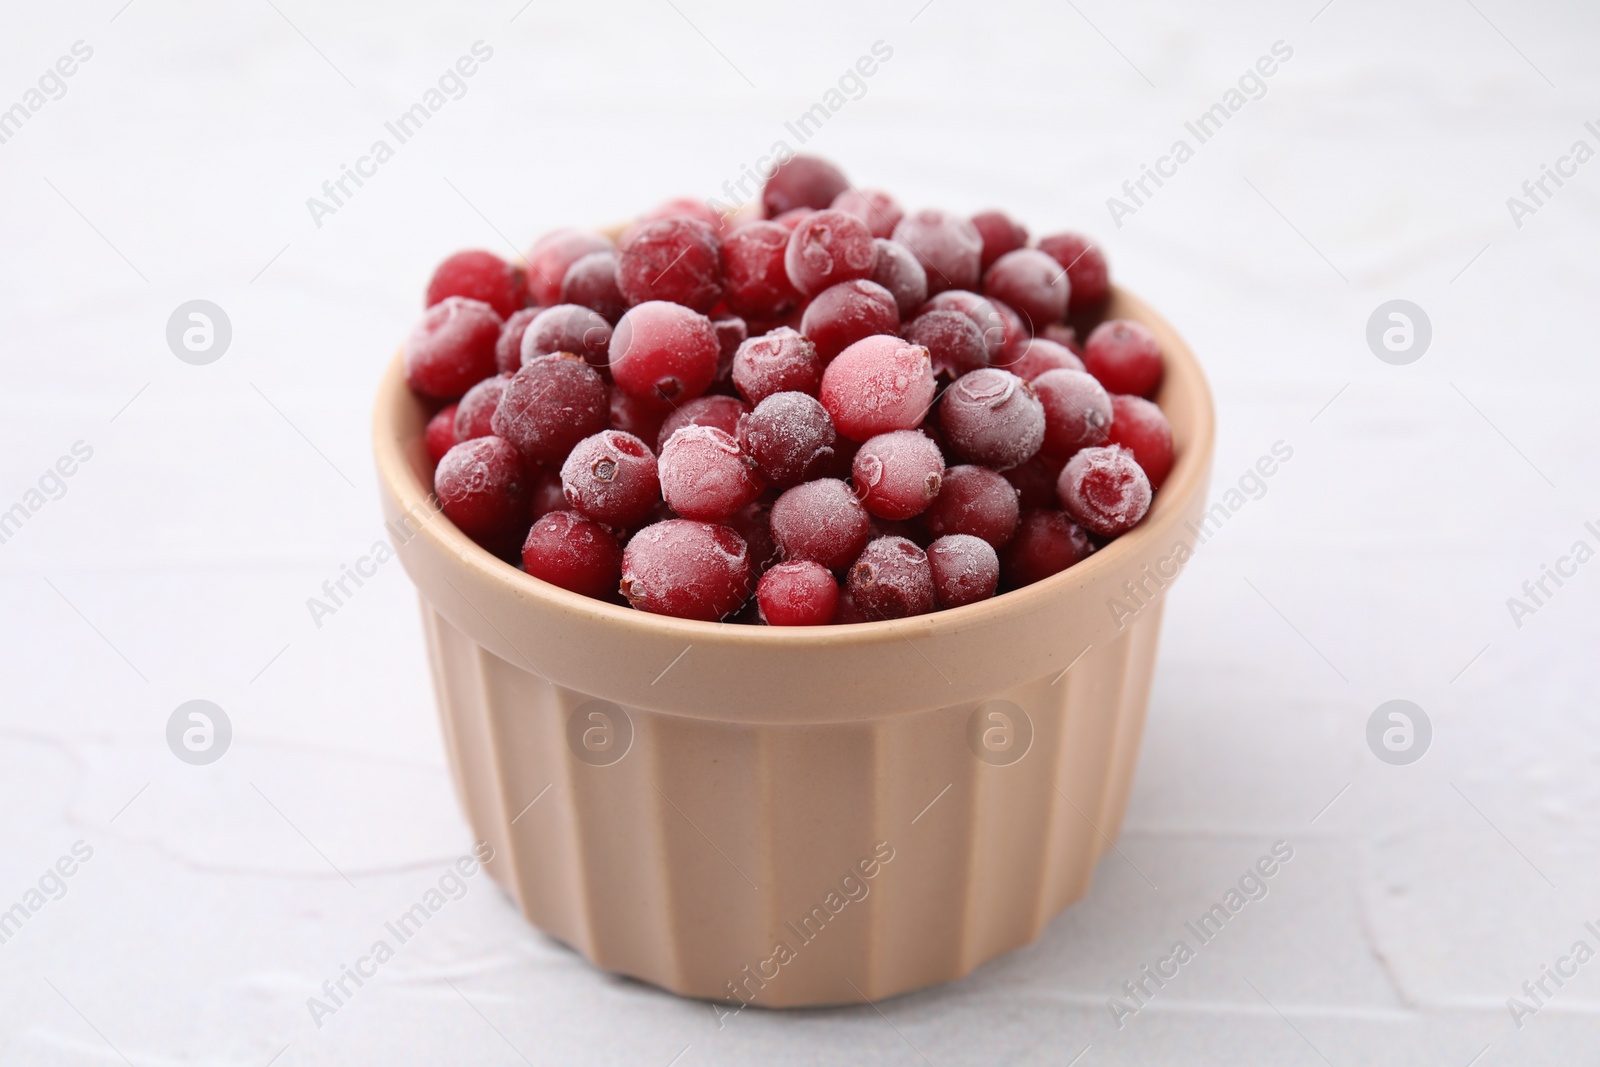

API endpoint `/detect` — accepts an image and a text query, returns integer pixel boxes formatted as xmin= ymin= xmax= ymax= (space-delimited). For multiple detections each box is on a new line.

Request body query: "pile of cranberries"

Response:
xmin=406 ymin=156 xmax=1175 ymax=624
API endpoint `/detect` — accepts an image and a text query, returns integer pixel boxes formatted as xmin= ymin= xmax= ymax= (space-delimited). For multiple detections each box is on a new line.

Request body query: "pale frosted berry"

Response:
xmin=496 ymin=307 xmax=540 ymax=375
xmin=1084 ymin=319 xmax=1163 ymax=398
xmin=847 ymin=536 xmax=935 ymax=619
xmin=405 ymin=297 xmax=503 ymax=401
xmin=920 ymin=290 xmax=1006 ymax=362
xmin=892 ymin=209 xmax=983 ymax=295
xmin=830 ymin=188 xmax=904 ymax=239
xmin=609 ymin=301 xmax=719 ymax=405
xmin=969 ymin=211 xmax=1028 ymax=271
xmin=927 ymin=534 xmax=999 ymax=608
xmin=657 ymin=395 xmax=749 ymax=452
xmin=905 ymin=309 xmax=988 ymax=381
xmin=800 ymin=279 xmax=899 ymax=362
xmin=1002 ymin=509 xmax=1094 ymax=587
xmin=1005 ymin=337 xmax=1085 ymax=381
xmin=1106 ymin=394 xmax=1175 ymax=489
xmin=454 ymin=375 xmax=510 ymax=442
xmin=434 ymin=436 xmax=531 ymax=546
xmin=722 ymin=221 xmax=802 ymax=320
xmin=737 ymin=392 xmax=837 ymax=487
xmin=819 ymin=335 xmax=936 ymax=442
xmin=770 ymin=478 xmax=870 ymax=571
xmin=757 ymin=560 xmax=839 ymax=626
xmin=561 ymin=430 xmax=661 ymax=527
xmin=520 ymin=304 xmax=613 ymax=371
xmin=989 ymin=297 xmax=1030 ymax=367
xmin=983 ymin=249 xmax=1069 ymax=331
xmin=522 ymin=511 xmax=622 ymax=599
xmin=852 ymin=431 xmax=944 ymax=520
xmin=623 ymin=197 xmax=724 ymax=245
xmin=773 ymin=207 xmax=814 ymax=230
xmin=1040 ymin=323 xmax=1084 ymax=354
xmin=621 ymin=519 xmax=752 ymax=621
xmin=940 ymin=368 xmax=1045 ymax=469
xmin=658 ymin=425 xmax=764 ymax=522
xmin=424 ymin=404 xmax=458 ymax=466
xmin=785 ymin=209 xmax=877 ymax=297
xmin=1034 ymin=368 xmax=1112 ymax=461
xmin=924 ymin=465 xmax=1020 ymax=548
xmin=1058 ymin=445 xmax=1152 ymax=538
xmin=427 ymin=250 xmax=526 ymax=320
xmin=732 ymin=327 xmax=822 ymax=405
xmin=491 ymin=353 xmax=609 ymax=464
xmin=763 ymin=155 xmax=850 ymax=217
xmin=526 ymin=229 xmax=613 ymax=308
xmin=870 ymin=238 xmax=928 ymax=319
xmin=561 ymin=251 xmax=627 ymax=323
xmin=616 ymin=217 xmax=723 ymax=312
xmin=1037 ymin=232 xmax=1110 ymax=313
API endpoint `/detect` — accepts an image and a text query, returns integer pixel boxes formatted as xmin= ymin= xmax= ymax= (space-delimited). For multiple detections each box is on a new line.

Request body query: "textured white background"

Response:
xmin=2 ymin=0 xmax=1599 ymax=1063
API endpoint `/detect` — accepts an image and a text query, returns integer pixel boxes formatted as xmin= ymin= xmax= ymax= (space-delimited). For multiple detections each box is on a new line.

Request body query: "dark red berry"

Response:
xmin=920 ymin=290 xmax=1007 ymax=362
xmin=721 ymin=221 xmax=802 ymax=320
xmin=426 ymin=250 xmax=526 ymax=320
xmin=405 ymin=297 xmax=503 ymax=401
xmin=609 ymin=387 xmax=669 ymax=447
xmin=1037 ymin=232 xmax=1110 ymax=313
xmin=621 ymin=519 xmax=751 ymax=621
xmin=924 ymin=465 xmax=1020 ymax=548
xmin=424 ymin=404 xmax=458 ymax=466
xmin=940 ymin=368 xmax=1045 ymax=470
xmin=526 ymin=229 xmax=613 ymax=308
xmin=1002 ymin=509 xmax=1094 ymax=587
xmin=560 ymin=251 xmax=627 ymax=323
xmin=1106 ymin=394 xmax=1175 ymax=489
xmin=658 ymin=425 xmax=764 ymax=522
xmin=491 ymin=353 xmax=609 ymax=464
xmin=616 ymin=217 xmax=724 ymax=313
xmin=847 ymin=536 xmax=935 ymax=620
xmin=1039 ymin=323 xmax=1084 ymax=355
xmin=819 ymin=335 xmax=936 ymax=442
xmin=657 ymin=395 xmax=749 ymax=452
xmin=529 ymin=466 xmax=567 ymax=522
xmin=757 ymin=560 xmax=839 ymax=625
xmin=990 ymin=297 xmax=1031 ymax=367
xmin=905 ymin=309 xmax=988 ymax=381
xmin=727 ymin=499 xmax=781 ymax=576
xmin=609 ymin=301 xmax=720 ymax=405
xmin=785 ymin=209 xmax=877 ymax=298
xmin=1083 ymin=320 xmax=1163 ymax=398
xmin=800 ymin=279 xmax=899 ymax=362
xmin=983 ymin=249 xmax=1069 ymax=331
xmin=927 ymin=534 xmax=999 ymax=608
xmin=1003 ymin=455 xmax=1065 ymax=511
xmin=1058 ymin=445 xmax=1152 ymax=538
xmin=1004 ymin=337 xmax=1085 ymax=381
xmin=830 ymin=188 xmax=904 ymax=239
xmin=762 ymin=155 xmax=850 ymax=217
xmin=737 ymin=392 xmax=838 ymax=487
xmin=496 ymin=307 xmax=540 ymax=375
xmin=892 ymin=210 xmax=983 ymax=295
xmin=1034 ymin=368 xmax=1112 ymax=461
xmin=522 ymin=510 xmax=622 ymax=600
xmin=560 ymin=430 xmax=661 ymax=527
xmin=711 ymin=314 xmax=748 ymax=390
xmin=852 ymin=431 xmax=944 ymax=520
xmin=732 ymin=327 xmax=822 ymax=405
xmin=770 ymin=478 xmax=870 ymax=571
xmin=454 ymin=374 xmax=510 ymax=442
xmin=434 ymin=436 xmax=531 ymax=545
xmin=871 ymin=238 xmax=929 ymax=319
xmin=969 ymin=211 xmax=1029 ymax=271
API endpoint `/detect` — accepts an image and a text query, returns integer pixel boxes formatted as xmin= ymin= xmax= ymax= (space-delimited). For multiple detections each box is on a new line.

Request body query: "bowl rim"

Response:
xmin=373 ymin=285 xmax=1215 ymax=646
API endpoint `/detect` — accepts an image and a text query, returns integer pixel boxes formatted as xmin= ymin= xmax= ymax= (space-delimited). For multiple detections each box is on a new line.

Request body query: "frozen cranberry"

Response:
xmin=529 ymin=466 xmax=567 ymax=522
xmin=773 ymin=207 xmax=814 ymax=230
xmin=1037 ymin=232 xmax=1110 ymax=313
xmin=616 ymin=217 xmax=723 ymax=313
xmin=892 ymin=210 xmax=983 ymax=295
xmin=711 ymin=314 xmax=748 ymax=389
xmin=495 ymin=307 xmax=540 ymax=375
xmin=990 ymin=298 xmax=1031 ymax=367
xmin=762 ymin=155 xmax=850 ymax=217
xmin=770 ymin=478 xmax=870 ymax=571
xmin=871 ymin=238 xmax=929 ymax=320
xmin=927 ymin=534 xmax=999 ymax=608
xmin=732 ymin=327 xmax=822 ymax=405
xmin=657 ymin=395 xmax=749 ymax=451
xmin=609 ymin=301 xmax=720 ymax=405
xmin=560 ymin=251 xmax=627 ymax=323
xmin=454 ymin=375 xmax=510 ymax=442
xmin=426 ymin=249 xmax=526 ymax=320
xmin=424 ymin=404 xmax=458 ymax=466
xmin=969 ymin=211 xmax=1029 ymax=271
xmin=1002 ymin=509 xmax=1094 ymax=587
xmin=492 ymin=353 xmax=609 ymax=464
xmin=526 ymin=229 xmax=613 ymax=308
xmin=1034 ymin=369 xmax=1112 ymax=461
xmin=721 ymin=221 xmax=802 ymax=320
xmin=658 ymin=425 xmax=764 ymax=522
xmin=832 ymin=588 xmax=869 ymax=624
xmin=434 ymin=436 xmax=531 ymax=545
xmin=800 ymin=279 xmax=899 ymax=362
xmin=737 ymin=392 xmax=838 ymax=487
xmin=1058 ymin=445 xmax=1152 ymax=538
xmin=853 ymin=431 xmax=944 ymax=520
xmin=1003 ymin=455 xmax=1065 ymax=511
xmin=924 ymin=465 xmax=1020 ymax=548
xmin=623 ymin=197 xmax=724 ymax=245
xmin=405 ymin=297 xmax=503 ymax=401
xmin=727 ymin=500 xmax=781 ymax=576
xmin=609 ymin=387 xmax=668 ymax=447
xmin=560 ymin=430 xmax=661 ymax=527
xmin=905 ymin=309 xmax=988 ymax=381
xmin=621 ymin=519 xmax=751 ymax=621
xmin=1040 ymin=323 xmax=1084 ymax=355
xmin=940 ymin=368 xmax=1045 ymax=470
xmin=757 ymin=560 xmax=839 ymax=626
xmin=1106 ymin=394 xmax=1175 ymax=489
xmin=847 ymin=537 xmax=935 ymax=620
xmin=519 ymin=304 xmax=613 ymax=372
xmin=522 ymin=510 xmax=622 ymax=600
xmin=819 ymin=335 xmax=936 ymax=442
xmin=785 ymin=209 xmax=877 ymax=298
xmin=1005 ymin=337 xmax=1085 ymax=381
xmin=1084 ymin=320 xmax=1163 ymax=398
xmin=921 ymin=290 xmax=1007 ymax=362
xmin=830 ymin=188 xmax=904 ymax=239
xmin=983 ymin=249 xmax=1069 ymax=331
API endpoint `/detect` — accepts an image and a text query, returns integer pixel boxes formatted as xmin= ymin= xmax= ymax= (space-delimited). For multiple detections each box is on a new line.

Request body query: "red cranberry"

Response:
xmin=983 ymin=249 xmax=1069 ymax=331
xmin=969 ymin=211 xmax=1029 ymax=271
xmin=830 ymin=188 xmax=904 ymax=239
xmin=727 ymin=499 xmax=781 ymax=576
xmin=762 ymin=155 xmax=850 ymax=217
xmin=924 ymin=465 xmax=1020 ymax=548
xmin=560 ymin=430 xmax=661 ymax=527
xmin=1037 ymin=232 xmax=1110 ymax=313
xmin=609 ymin=387 xmax=669 ymax=447
xmin=847 ymin=536 xmax=935 ymax=620
xmin=526 ymin=229 xmax=613 ymax=308
xmin=870 ymin=238 xmax=929 ymax=319
xmin=1002 ymin=509 xmax=1094 ymax=587
xmin=522 ymin=510 xmax=622 ymax=600
xmin=1058 ymin=445 xmax=1152 ymax=538
xmin=657 ymin=395 xmax=749 ymax=452
xmin=940 ymin=368 xmax=1045 ymax=470
xmin=905 ymin=309 xmax=988 ymax=381
xmin=892 ymin=210 xmax=983 ymax=295
xmin=426 ymin=250 xmax=526 ymax=320
xmin=757 ymin=560 xmax=839 ymax=625
xmin=621 ymin=519 xmax=752 ymax=621
xmin=1040 ymin=323 xmax=1084 ymax=355
xmin=927 ymin=534 xmax=999 ymax=608
xmin=424 ymin=404 xmax=458 ymax=467
xmin=434 ymin=436 xmax=531 ymax=545
xmin=737 ymin=392 xmax=838 ymax=487
xmin=800 ymin=279 xmax=899 ymax=362
xmin=785 ymin=209 xmax=877 ymax=298
xmin=731 ymin=327 xmax=822 ymax=405
xmin=623 ymin=197 xmax=724 ymax=245
xmin=521 ymin=304 xmax=613 ymax=371
xmin=1003 ymin=455 xmax=1065 ymax=511
xmin=496 ymin=307 xmax=540 ymax=375
xmin=819 ymin=335 xmax=936 ymax=442
xmin=492 ymin=353 xmax=609 ymax=464
xmin=609 ymin=301 xmax=720 ymax=405
xmin=529 ymin=466 xmax=567 ymax=522
xmin=1106 ymin=394 xmax=1175 ymax=489
xmin=852 ymin=431 xmax=944 ymax=520
xmin=920 ymin=290 xmax=1006 ymax=362
xmin=770 ymin=478 xmax=870 ymax=571
xmin=658 ymin=425 xmax=764 ymax=522
xmin=1034 ymin=368 xmax=1112 ymax=461
xmin=1083 ymin=319 xmax=1163 ymax=398
xmin=773 ymin=207 xmax=813 ymax=230
xmin=454 ymin=374 xmax=510 ymax=442
xmin=616 ymin=217 xmax=724 ymax=313
xmin=405 ymin=297 xmax=503 ymax=401
xmin=1005 ymin=337 xmax=1085 ymax=381
xmin=560 ymin=251 xmax=627 ymax=323
xmin=721 ymin=221 xmax=802 ymax=320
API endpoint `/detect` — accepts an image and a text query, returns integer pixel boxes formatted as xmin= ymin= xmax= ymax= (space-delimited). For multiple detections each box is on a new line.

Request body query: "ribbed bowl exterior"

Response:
xmin=375 ymin=288 xmax=1214 ymax=1007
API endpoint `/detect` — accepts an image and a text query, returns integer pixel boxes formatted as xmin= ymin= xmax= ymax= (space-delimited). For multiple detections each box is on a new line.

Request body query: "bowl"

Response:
xmin=372 ymin=286 xmax=1214 ymax=1007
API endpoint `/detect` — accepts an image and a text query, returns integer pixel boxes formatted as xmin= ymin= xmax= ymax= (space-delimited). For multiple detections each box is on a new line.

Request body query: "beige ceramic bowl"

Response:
xmin=373 ymin=287 xmax=1214 ymax=1008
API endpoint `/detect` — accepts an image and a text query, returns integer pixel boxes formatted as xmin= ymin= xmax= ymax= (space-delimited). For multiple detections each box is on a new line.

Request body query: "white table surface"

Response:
xmin=3 ymin=0 xmax=1598 ymax=1063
